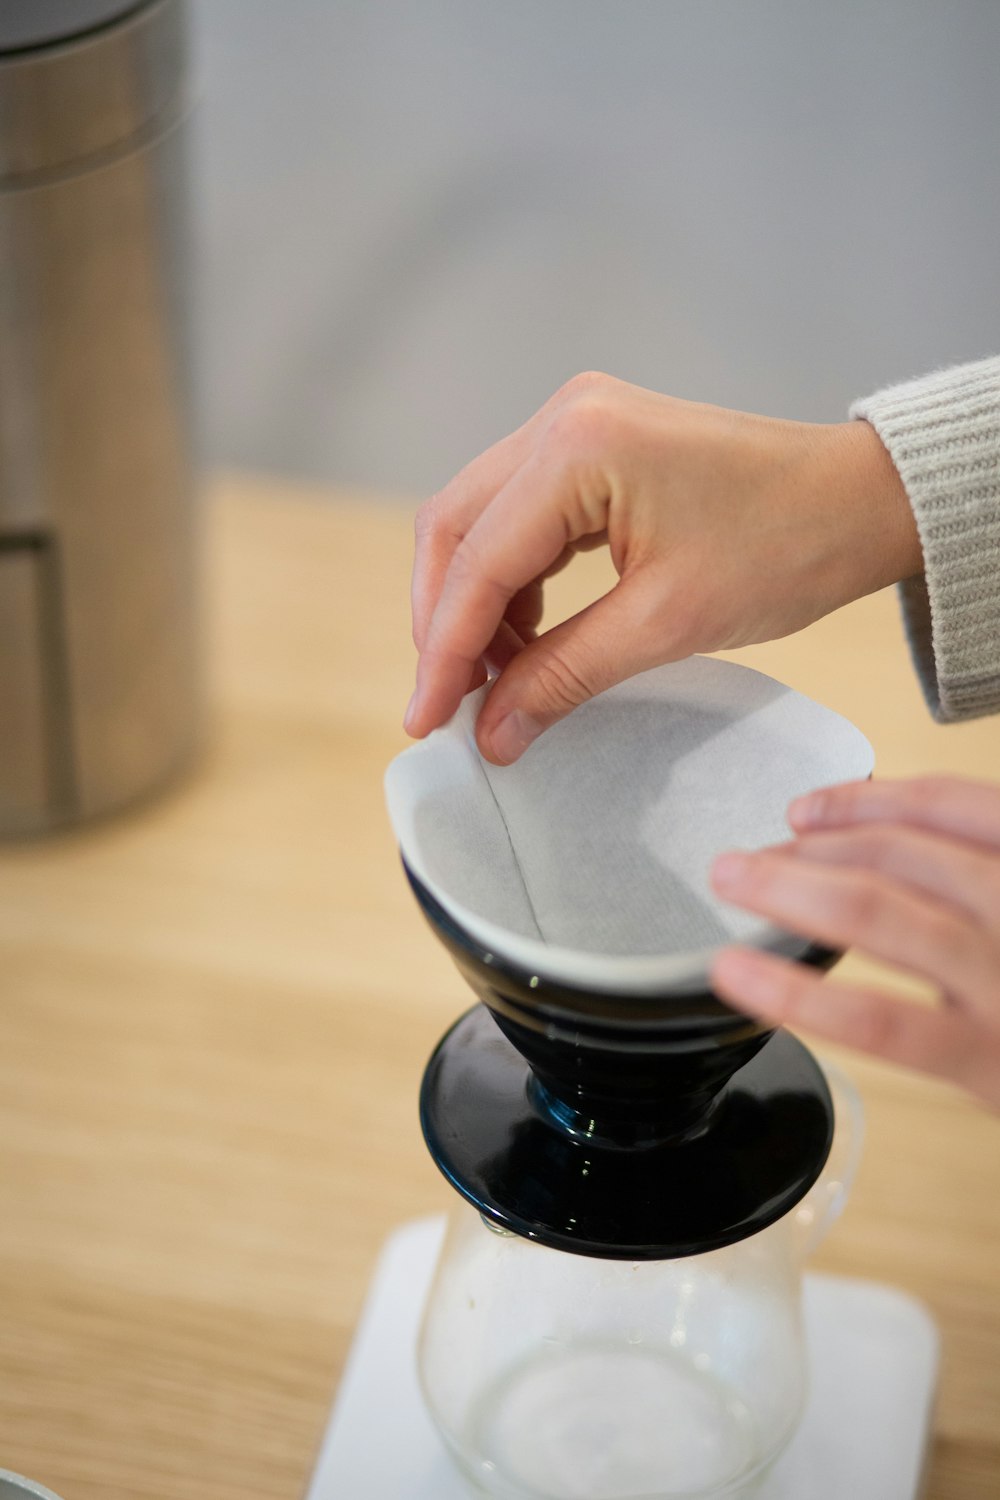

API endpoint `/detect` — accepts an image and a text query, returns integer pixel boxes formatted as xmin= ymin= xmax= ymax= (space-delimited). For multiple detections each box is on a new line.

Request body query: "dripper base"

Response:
xmin=421 ymin=1006 xmax=834 ymax=1259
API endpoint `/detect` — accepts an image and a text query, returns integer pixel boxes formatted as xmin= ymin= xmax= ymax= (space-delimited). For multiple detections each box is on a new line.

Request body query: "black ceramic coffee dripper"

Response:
xmin=411 ymin=863 xmax=838 ymax=1261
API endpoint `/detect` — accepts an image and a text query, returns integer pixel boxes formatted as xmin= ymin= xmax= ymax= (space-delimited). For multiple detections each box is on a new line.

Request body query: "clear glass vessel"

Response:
xmin=402 ymin=856 xmax=863 ymax=1500
xmin=418 ymin=1069 xmax=861 ymax=1500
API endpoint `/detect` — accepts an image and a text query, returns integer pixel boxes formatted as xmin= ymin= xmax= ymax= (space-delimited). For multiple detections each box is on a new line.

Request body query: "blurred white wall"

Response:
xmin=192 ymin=0 xmax=1000 ymax=496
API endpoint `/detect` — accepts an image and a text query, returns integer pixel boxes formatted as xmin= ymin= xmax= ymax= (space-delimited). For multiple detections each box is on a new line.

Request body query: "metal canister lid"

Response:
xmin=0 ymin=0 xmax=185 ymax=183
xmin=0 ymin=1 xmax=148 ymax=53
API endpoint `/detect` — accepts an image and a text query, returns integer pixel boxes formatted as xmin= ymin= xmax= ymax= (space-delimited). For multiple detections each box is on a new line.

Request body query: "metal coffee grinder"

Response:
xmin=0 ymin=0 xmax=198 ymax=835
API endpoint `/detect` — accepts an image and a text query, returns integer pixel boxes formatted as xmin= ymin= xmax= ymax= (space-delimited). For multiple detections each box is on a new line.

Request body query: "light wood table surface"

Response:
xmin=1 ymin=475 xmax=998 ymax=1500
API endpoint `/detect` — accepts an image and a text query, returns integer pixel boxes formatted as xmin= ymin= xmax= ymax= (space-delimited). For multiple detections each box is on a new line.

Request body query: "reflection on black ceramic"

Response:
xmin=410 ymin=863 xmax=838 ymax=1260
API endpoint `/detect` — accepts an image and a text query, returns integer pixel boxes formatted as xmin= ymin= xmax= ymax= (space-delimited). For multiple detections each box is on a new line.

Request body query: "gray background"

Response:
xmin=192 ymin=0 xmax=1000 ymax=498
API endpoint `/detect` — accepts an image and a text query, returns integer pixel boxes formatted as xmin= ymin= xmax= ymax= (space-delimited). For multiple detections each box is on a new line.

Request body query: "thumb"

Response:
xmin=476 ymin=573 xmax=674 ymax=765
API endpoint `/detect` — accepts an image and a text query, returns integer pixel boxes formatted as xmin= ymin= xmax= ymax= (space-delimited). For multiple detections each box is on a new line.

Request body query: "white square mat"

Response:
xmin=307 ymin=1218 xmax=937 ymax=1500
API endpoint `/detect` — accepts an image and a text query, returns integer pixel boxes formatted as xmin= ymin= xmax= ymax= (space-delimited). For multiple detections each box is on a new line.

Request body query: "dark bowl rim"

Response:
xmin=404 ymin=856 xmax=839 ymax=1034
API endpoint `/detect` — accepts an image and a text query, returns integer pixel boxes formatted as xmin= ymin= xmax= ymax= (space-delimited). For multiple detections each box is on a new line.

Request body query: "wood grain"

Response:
xmin=0 ymin=474 xmax=997 ymax=1498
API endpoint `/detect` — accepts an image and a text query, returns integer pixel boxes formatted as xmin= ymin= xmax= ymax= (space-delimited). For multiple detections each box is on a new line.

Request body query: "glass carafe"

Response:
xmin=419 ymin=1066 xmax=861 ymax=1500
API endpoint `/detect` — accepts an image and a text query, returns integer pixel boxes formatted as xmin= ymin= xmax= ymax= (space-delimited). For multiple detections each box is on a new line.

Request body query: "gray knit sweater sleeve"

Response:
xmin=849 ymin=356 xmax=1000 ymax=722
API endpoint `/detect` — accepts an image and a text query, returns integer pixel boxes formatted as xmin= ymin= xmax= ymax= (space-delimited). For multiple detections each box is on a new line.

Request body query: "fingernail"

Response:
xmin=403 ymin=691 xmax=419 ymax=734
xmin=789 ymin=791 xmax=825 ymax=829
xmin=488 ymin=709 xmax=543 ymax=765
xmin=711 ymin=850 xmax=753 ymax=891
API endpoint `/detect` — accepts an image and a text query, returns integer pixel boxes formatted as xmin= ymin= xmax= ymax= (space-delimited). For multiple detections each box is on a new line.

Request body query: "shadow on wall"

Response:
xmin=193 ymin=0 xmax=1000 ymax=495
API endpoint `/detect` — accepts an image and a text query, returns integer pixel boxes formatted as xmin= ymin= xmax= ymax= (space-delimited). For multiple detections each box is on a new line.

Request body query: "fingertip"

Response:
xmin=474 ymin=719 xmax=508 ymax=766
xmin=790 ymin=779 xmax=878 ymax=832
xmin=402 ymin=682 xmax=446 ymax=741
xmin=710 ymin=850 xmax=754 ymax=894
xmin=788 ymin=791 xmax=826 ymax=830
xmin=475 ymin=734 xmax=508 ymax=767
xmin=709 ymin=948 xmax=742 ymax=993
xmin=710 ymin=946 xmax=792 ymax=1024
xmin=711 ymin=944 xmax=768 ymax=989
xmin=476 ymin=707 xmax=544 ymax=766
xmin=403 ymin=715 xmax=430 ymax=742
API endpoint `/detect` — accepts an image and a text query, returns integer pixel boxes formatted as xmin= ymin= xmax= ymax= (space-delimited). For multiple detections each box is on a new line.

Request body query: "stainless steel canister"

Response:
xmin=0 ymin=0 xmax=199 ymax=834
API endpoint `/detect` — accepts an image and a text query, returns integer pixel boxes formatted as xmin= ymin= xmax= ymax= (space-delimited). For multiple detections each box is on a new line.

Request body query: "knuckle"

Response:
xmin=543 ymin=399 xmax=612 ymax=459
xmin=414 ymin=495 xmax=444 ymax=542
xmin=544 ymin=376 xmax=623 ymax=460
xmin=851 ymin=826 xmax=897 ymax=872
xmin=801 ymin=782 xmax=863 ymax=828
xmin=531 ymin=650 xmax=596 ymax=713
xmin=829 ymin=872 xmax=883 ymax=936
xmin=559 ymin=369 xmax=612 ymax=401
xmin=449 ymin=533 xmax=476 ymax=573
xmin=902 ymin=775 xmax=956 ymax=819
xmin=448 ymin=534 xmax=486 ymax=587
xmin=449 ymin=534 xmax=507 ymax=605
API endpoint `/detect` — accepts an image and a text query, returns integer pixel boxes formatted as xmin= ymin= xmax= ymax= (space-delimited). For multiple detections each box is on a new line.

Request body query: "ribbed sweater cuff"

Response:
xmin=850 ymin=356 xmax=1000 ymax=722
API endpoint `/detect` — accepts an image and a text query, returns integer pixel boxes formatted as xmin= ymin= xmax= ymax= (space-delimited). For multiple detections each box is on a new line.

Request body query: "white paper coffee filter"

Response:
xmin=385 ymin=657 xmax=874 ymax=995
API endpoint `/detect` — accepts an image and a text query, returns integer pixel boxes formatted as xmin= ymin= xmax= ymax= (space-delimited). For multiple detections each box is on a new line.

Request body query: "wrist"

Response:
xmin=821 ymin=419 xmax=923 ymax=599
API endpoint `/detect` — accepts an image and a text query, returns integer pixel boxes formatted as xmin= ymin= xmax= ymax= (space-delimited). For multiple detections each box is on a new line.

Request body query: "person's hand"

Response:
xmin=709 ymin=776 xmax=1000 ymax=1109
xmin=406 ymin=372 xmax=920 ymax=765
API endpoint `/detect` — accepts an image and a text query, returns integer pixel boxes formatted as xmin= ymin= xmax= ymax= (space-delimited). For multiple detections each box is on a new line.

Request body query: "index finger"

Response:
xmin=412 ymin=427 xmax=532 ymax=652
xmin=411 ymin=384 xmax=580 ymax=652
xmin=408 ymin=449 xmax=605 ymax=735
